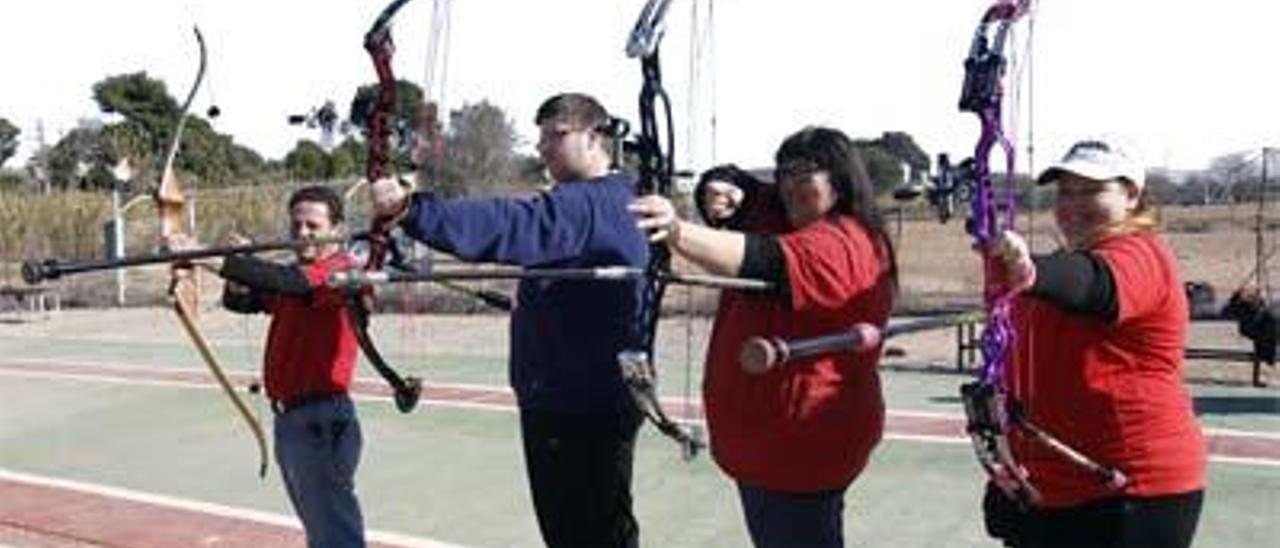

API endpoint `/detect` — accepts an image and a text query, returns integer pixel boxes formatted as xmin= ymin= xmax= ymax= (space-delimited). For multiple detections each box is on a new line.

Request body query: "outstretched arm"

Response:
xmin=630 ymin=194 xmax=788 ymax=288
xmin=162 ymin=233 xmax=310 ymax=313
xmin=992 ymin=230 xmax=1117 ymax=320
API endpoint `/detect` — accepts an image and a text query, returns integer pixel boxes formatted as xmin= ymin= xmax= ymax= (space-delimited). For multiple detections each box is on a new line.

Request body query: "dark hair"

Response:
xmin=288 ymin=185 xmax=344 ymax=224
xmin=774 ymin=127 xmax=877 ymax=220
xmin=774 ymin=126 xmax=896 ymax=283
xmin=534 ymin=93 xmax=616 ymax=136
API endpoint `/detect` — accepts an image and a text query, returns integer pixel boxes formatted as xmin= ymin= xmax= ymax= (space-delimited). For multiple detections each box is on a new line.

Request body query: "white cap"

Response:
xmin=1037 ymin=137 xmax=1145 ymax=191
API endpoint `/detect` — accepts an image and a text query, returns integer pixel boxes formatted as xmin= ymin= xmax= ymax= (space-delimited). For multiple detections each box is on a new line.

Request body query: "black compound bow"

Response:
xmin=617 ymin=0 xmax=707 ymax=460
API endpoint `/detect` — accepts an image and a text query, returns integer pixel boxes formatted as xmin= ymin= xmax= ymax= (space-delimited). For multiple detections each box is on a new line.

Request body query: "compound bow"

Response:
xmin=348 ymin=0 xmax=425 ymax=413
xmin=617 ymin=0 xmax=706 ymax=460
xmin=926 ymin=0 xmax=1126 ymax=507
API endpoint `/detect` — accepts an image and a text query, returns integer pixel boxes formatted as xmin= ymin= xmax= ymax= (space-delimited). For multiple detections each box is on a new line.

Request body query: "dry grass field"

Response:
xmin=889 ymin=202 xmax=1268 ymax=312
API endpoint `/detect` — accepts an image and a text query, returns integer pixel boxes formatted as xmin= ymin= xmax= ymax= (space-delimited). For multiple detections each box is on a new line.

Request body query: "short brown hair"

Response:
xmin=534 ymin=93 xmax=610 ymax=133
xmin=288 ymin=185 xmax=344 ymax=224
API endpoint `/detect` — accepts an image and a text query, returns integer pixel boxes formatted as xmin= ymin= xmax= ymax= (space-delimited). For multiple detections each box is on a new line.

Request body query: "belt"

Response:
xmin=271 ymin=392 xmax=348 ymax=415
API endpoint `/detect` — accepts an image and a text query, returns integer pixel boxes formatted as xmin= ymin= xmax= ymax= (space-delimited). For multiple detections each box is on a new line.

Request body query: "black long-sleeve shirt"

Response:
xmin=1027 ymin=250 xmax=1118 ymax=321
xmin=219 ymin=254 xmax=313 ymax=313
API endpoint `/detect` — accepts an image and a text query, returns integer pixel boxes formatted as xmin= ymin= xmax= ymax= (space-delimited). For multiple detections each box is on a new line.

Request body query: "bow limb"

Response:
xmin=618 ymin=350 xmax=704 ymax=460
xmin=157 ymin=26 xmax=268 ymax=478
xmin=345 ymin=289 xmax=422 ymax=413
xmin=172 ymin=297 xmax=269 ymax=478
xmin=619 ymin=0 xmax=705 ymax=460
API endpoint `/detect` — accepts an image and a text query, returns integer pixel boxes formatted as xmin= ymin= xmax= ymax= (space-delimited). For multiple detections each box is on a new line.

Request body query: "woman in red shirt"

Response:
xmin=631 ymin=126 xmax=896 ymax=548
xmin=988 ymin=137 xmax=1206 ymax=547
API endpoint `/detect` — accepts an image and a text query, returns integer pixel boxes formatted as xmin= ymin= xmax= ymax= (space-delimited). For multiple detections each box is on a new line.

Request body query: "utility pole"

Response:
xmin=1259 ymin=147 xmax=1274 ymax=298
xmin=35 ymin=119 xmax=49 ymax=194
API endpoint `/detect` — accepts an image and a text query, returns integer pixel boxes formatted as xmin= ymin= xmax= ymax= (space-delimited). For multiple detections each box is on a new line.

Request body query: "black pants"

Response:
xmin=987 ymin=485 xmax=1204 ymax=548
xmin=520 ymin=406 xmax=643 ymax=548
xmin=737 ymin=483 xmax=848 ymax=548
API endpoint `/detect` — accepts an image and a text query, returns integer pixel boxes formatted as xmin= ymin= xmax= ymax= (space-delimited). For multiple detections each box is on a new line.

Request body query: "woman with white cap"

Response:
xmin=985 ymin=137 xmax=1206 ymax=547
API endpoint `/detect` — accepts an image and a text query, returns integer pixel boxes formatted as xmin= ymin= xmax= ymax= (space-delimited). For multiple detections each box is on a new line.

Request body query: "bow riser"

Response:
xmin=348 ymin=0 xmax=425 ymax=413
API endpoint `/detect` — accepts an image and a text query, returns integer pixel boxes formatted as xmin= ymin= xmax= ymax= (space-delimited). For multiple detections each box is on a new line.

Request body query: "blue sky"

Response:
xmin=2 ymin=0 xmax=1276 ymax=175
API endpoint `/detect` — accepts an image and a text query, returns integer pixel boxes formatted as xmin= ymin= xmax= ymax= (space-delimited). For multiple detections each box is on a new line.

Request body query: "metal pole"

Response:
xmin=113 ymin=185 xmax=126 ymax=306
xmin=1261 ymin=148 xmax=1272 ymax=298
xmin=896 ymin=206 xmax=904 ymax=243
xmin=1024 ymin=7 xmax=1036 ymax=251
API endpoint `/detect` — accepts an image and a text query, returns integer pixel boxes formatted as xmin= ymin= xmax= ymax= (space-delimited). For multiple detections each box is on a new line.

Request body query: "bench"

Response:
xmin=955 ymin=318 xmax=982 ymax=373
xmin=0 ymin=285 xmax=61 ymax=321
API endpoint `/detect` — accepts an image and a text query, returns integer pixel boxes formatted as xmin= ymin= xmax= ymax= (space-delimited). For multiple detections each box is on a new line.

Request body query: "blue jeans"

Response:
xmin=274 ymin=395 xmax=365 ymax=548
xmin=737 ymin=483 xmax=848 ymax=548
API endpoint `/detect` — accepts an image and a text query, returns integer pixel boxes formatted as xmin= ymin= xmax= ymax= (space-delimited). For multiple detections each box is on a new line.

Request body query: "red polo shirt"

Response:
xmin=703 ymin=215 xmax=894 ymax=492
xmin=261 ymin=252 xmax=360 ymax=403
xmin=1009 ymin=232 xmax=1206 ymax=507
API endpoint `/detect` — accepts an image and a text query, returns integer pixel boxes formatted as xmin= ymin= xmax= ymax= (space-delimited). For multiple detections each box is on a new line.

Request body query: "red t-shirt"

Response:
xmin=261 ymin=252 xmax=360 ymax=403
xmin=1009 ymin=232 xmax=1206 ymax=507
xmin=703 ymin=215 xmax=894 ymax=492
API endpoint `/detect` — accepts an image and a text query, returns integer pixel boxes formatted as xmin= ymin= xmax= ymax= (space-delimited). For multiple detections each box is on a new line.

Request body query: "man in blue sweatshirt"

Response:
xmin=369 ymin=93 xmax=648 ymax=548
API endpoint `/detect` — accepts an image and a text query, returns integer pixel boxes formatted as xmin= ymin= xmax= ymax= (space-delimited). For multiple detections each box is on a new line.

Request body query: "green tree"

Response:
xmin=92 ymin=72 xmax=180 ymax=157
xmin=92 ymin=72 xmax=269 ymax=188
xmin=45 ymin=124 xmax=120 ymax=191
xmin=443 ymin=100 xmax=520 ymax=195
xmin=0 ymin=117 xmax=19 ymax=168
xmin=852 ymin=139 xmax=905 ymax=195
xmin=349 ymin=79 xmax=426 ymax=134
xmin=349 ymin=79 xmax=429 ymax=175
xmin=878 ymin=131 xmax=929 ymax=180
xmin=283 ymin=140 xmax=331 ymax=181
xmin=348 ymin=81 xmax=526 ymax=196
xmin=229 ymin=142 xmax=268 ymax=180
xmin=329 ymin=136 xmax=366 ymax=179
xmin=100 ymin=122 xmax=152 ymax=171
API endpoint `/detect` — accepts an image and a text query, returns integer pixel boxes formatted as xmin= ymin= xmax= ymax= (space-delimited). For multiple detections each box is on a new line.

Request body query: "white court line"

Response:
xmin=0 ymin=368 xmax=517 ymax=414
xmin=0 ymin=467 xmax=469 ymax=548
xmin=3 ymin=363 xmax=1278 ymax=469
xmin=885 ymin=433 xmax=969 ymax=445
xmin=0 ymin=357 xmax=700 ymax=406
xmin=1201 ymin=426 xmax=1280 ymax=440
xmin=886 ymin=408 xmax=1280 ymax=440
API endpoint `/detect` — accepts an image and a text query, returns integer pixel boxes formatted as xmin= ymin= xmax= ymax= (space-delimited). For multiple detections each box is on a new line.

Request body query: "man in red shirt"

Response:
xmin=171 ymin=185 xmax=366 ymax=547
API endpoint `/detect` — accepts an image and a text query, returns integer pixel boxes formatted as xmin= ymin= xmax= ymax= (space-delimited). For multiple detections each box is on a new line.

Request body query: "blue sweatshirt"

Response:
xmin=399 ymin=172 xmax=649 ymax=412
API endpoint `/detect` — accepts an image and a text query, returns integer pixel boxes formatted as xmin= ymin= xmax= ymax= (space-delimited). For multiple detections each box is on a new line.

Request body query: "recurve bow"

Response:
xmin=157 ymin=26 xmax=268 ymax=478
